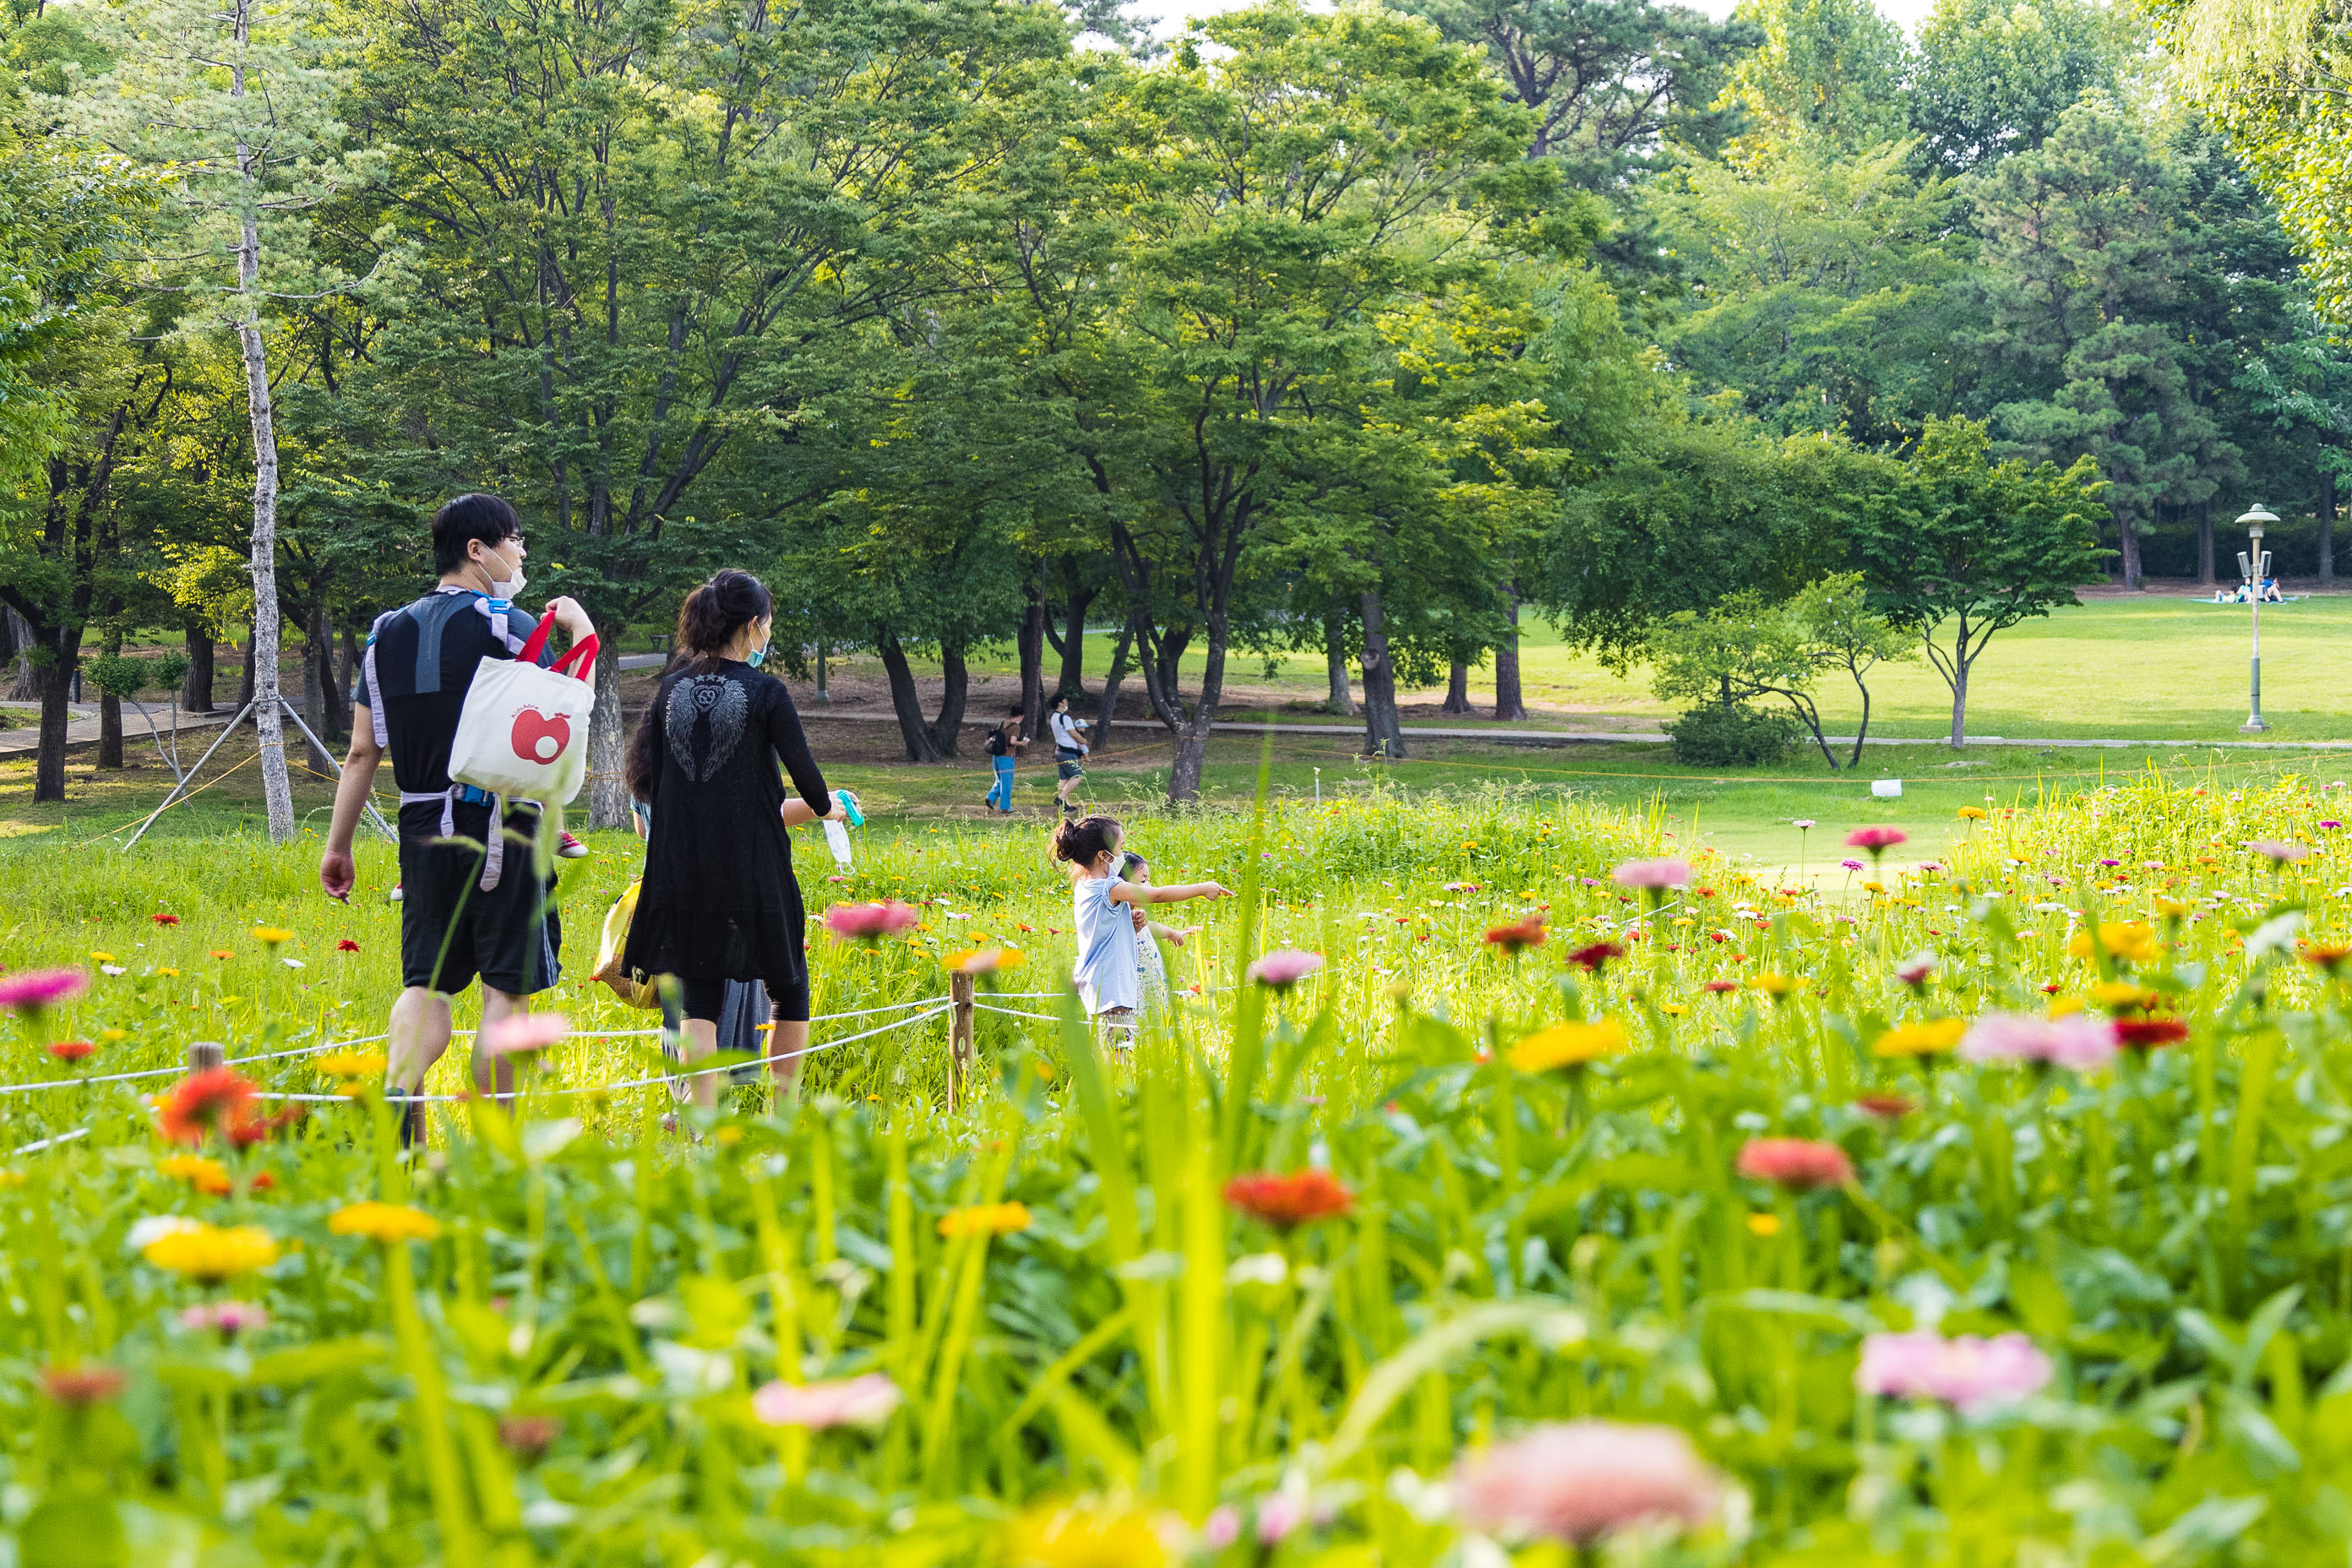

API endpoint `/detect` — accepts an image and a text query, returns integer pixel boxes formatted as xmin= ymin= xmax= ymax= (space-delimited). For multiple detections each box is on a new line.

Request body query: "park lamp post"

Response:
xmin=2240 ymin=504 xmax=2277 ymax=733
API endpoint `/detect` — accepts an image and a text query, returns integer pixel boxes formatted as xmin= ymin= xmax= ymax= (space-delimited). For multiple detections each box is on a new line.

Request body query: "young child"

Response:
xmin=1053 ymin=815 xmax=1230 ymax=1043
xmin=1121 ymin=850 xmax=1201 ymax=1009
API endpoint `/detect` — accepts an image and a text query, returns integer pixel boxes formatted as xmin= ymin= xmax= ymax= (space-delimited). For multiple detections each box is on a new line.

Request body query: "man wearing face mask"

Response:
xmin=318 ymin=493 xmax=597 ymax=1143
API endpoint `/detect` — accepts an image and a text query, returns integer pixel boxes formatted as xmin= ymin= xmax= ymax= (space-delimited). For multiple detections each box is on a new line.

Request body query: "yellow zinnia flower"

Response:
xmin=937 ymin=1201 xmax=1032 ymax=1239
xmin=1956 ymin=806 xmax=1987 ymax=820
xmin=1750 ymin=972 xmax=1797 ymax=997
xmin=1002 ymin=1504 xmax=1168 ymax=1568
xmin=1508 ymin=1019 xmax=1627 ymax=1073
xmin=2090 ymin=979 xmax=2153 ymax=1010
xmin=143 ymin=1222 xmax=279 ymax=1284
xmin=318 ymin=1052 xmax=387 ymax=1080
xmin=252 ymin=928 xmax=294 ymax=947
xmin=158 ymin=1153 xmax=230 ymax=1186
xmin=2068 ymin=922 xmax=2158 ymax=965
xmin=329 ymin=1202 xmax=441 ymax=1244
xmin=2048 ymin=996 xmax=2086 ymax=1018
xmin=1871 ymin=1018 xmax=1966 ymax=1058
xmin=1746 ymin=1211 xmax=1782 ymax=1237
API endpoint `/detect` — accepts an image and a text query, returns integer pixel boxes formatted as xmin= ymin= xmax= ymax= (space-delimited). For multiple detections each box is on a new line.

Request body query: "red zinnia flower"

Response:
xmin=337 ymin=939 xmax=360 ymax=953
xmin=40 ymin=1365 xmax=127 ymax=1407
xmin=1701 ymin=979 xmax=1740 ymax=994
xmin=1735 ymin=1137 xmax=1855 ymax=1190
xmin=1564 ymin=941 xmax=1625 ymax=972
xmin=2114 ymin=1018 xmax=2189 ymax=1050
xmin=151 ymin=913 xmax=180 ymax=927
xmin=47 ymin=1041 xmax=94 ymax=1063
xmin=226 ymin=1107 xmax=306 ymax=1148
xmin=155 ymin=1069 xmax=260 ymax=1146
xmin=1852 ymin=1093 xmax=1915 ymax=1120
xmin=2306 ymin=946 xmax=2352 ymax=975
xmin=1484 ymin=916 xmax=1547 ymax=955
xmin=1223 ymin=1169 xmax=1355 ymax=1231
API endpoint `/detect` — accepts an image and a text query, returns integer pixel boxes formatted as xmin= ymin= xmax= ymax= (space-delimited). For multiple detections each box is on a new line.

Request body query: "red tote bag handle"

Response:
xmin=515 ymin=611 xmax=599 ymax=683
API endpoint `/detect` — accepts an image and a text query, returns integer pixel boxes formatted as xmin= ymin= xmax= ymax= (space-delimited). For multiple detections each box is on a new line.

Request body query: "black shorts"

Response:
xmin=397 ymin=801 xmax=562 ymax=996
xmin=1056 ymin=745 xmax=1086 ymax=781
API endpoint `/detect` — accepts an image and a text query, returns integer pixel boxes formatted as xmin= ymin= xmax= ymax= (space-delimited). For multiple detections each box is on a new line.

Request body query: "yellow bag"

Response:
xmin=591 ymin=879 xmax=660 ymax=1010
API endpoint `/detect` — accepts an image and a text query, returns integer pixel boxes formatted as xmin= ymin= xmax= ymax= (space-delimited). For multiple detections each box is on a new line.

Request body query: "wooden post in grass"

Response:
xmin=188 ymin=1041 xmax=225 ymax=1073
xmin=949 ymin=972 xmax=976 ymax=1106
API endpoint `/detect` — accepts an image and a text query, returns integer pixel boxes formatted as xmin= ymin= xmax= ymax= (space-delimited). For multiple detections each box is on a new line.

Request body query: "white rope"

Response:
xmin=973 ymin=1002 xmax=1065 ymax=1023
xmin=11 ymin=1128 xmax=90 ymax=1155
xmin=242 ymin=1004 xmax=954 ymax=1104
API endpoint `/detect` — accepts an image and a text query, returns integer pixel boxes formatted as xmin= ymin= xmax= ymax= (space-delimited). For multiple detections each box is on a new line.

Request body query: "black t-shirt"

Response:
xmin=353 ymin=590 xmax=552 ymax=795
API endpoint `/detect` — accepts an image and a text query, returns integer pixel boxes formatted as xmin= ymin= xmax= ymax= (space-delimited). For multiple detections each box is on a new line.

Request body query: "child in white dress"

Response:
xmin=1121 ymin=850 xmax=1200 ymax=1010
xmin=1054 ymin=816 xmax=1231 ymax=1047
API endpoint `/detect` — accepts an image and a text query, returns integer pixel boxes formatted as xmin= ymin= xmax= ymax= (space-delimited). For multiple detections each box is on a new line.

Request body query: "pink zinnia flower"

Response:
xmin=1735 ymin=1137 xmax=1854 ymax=1190
xmin=1247 ymin=950 xmax=1324 ymax=989
xmin=180 ymin=1301 xmax=270 ymax=1337
xmin=824 ymin=901 xmax=921 ymax=941
xmin=1959 ymin=1012 xmax=2117 ymax=1071
xmin=750 ymin=1373 xmax=901 ymax=1429
xmin=1456 ymin=1420 xmax=1718 ymax=1546
xmin=1856 ymin=1330 xmax=2050 ymax=1413
xmin=1894 ymin=952 xmax=1936 ymax=988
xmin=0 ymin=968 xmax=88 ymax=1015
xmin=1840 ymin=858 xmax=1865 ymax=872
xmin=1610 ymin=858 xmax=1691 ymax=890
xmin=2251 ymin=840 xmax=2309 ymax=863
xmin=1255 ymin=1494 xmax=1304 ymax=1546
xmin=1845 ymin=825 xmax=1908 ymax=852
xmin=481 ymin=1013 xmax=569 ymax=1058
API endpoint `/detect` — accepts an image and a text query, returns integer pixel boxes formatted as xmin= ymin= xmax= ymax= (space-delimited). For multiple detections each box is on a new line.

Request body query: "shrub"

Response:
xmin=1663 ymin=702 xmax=1800 ymax=766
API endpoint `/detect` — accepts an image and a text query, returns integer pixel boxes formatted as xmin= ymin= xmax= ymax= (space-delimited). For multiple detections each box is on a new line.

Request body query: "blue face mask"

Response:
xmin=747 ymin=645 xmax=767 ymax=669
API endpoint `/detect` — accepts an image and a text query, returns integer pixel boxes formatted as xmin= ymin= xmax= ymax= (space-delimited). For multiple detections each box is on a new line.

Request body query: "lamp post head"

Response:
xmin=2240 ymin=504 xmax=2278 ymax=538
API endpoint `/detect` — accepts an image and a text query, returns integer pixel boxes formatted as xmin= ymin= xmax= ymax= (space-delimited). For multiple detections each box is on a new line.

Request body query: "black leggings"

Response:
xmin=662 ymin=975 xmax=811 ymax=1027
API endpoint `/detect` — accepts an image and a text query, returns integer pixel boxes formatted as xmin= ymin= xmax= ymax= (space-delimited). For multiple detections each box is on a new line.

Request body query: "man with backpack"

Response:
xmin=983 ymin=702 xmax=1025 ymax=813
xmin=318 ymin=493 xmax=596 ymax=1141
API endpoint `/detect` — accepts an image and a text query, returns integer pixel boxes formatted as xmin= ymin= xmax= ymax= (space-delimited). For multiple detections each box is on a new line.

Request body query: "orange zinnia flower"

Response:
xmin=156 ymin=1069 xmax=259 ymax=1146
xmin=1223 ymin=1169 xmax=1354 ymax=1231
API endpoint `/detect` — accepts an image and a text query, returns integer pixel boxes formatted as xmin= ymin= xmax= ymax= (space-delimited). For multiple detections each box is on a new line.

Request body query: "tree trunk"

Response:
xmin=4 ymin=607 xmax=34 ymax=700
xmin=1441 ymin=655 xmax=1472 ymax=716
xmin=587 ymin=647 xmax=629 ymax=829
xmin=231 ymin=0 xmax=294 ymax=843
xmin=2117 ymin=511 xmax=2143 ymax=591
xmin=2196 ymin=499 xmax=2215 ymax=587
xmin=1018 ymin=580 xmax=1045 ymax=757
xmin=297 ymin=605 xmax=333 ymax=773
xmin=184 ymin=625 xmax=215 ymax=713
xmin=1358 ymin=589 xmax=1405 ymax=760
xmin=1164 ymin=618 xmax=1231 ymax=807
xmin=338 ymin=621 xmax=359 ymax=708
xmin=1947 ymin=656 xmax=1970 ymax=749
xmin=2322 ymin=471 xmax=2338 ymax=585
xmin=1322 ymin=616 xmax=1354 ymax=716
xmin=99 ymin=691 xmax=123 ymax=770
xmin=237 ymin=634 xmax=254 ymax=709
xmin=34 ymin=655 xmax=72 ymax=802
xmin=1050 ymin=569 xmax=1095 ymax=703
xmin=927 ymin=636 xmax=968 ymax=758
xmin=1095 ymin=618 xmax=1132 ymax=736
xmin=875 ymin=627 xmax=944 ymax=763
xmin=1494 ymin=583 xmax=1528 ymax=721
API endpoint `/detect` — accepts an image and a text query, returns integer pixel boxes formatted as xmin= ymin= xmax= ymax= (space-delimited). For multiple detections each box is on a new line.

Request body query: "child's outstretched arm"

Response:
xmin=1150 ymin=921 xmax=1202 ymax=947
xmin=1113 ymin=879 xmax=1233 ymax=906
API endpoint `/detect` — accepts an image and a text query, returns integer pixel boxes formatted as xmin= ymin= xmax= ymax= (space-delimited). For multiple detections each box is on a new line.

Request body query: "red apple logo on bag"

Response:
xmin=511 ymin=709 xmax=570 ymax=765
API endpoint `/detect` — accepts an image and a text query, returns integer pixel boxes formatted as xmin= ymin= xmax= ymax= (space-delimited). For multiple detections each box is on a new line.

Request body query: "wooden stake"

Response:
xmin=950 ymin=971 xmax=976 ymax=1106
xmin=188 ymin=1041 xmax=226 ymax=1073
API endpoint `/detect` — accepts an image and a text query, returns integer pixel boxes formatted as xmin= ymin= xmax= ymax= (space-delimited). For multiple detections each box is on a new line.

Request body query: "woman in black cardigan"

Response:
xmin=623 ymin=569 xmax=843 ymax=1104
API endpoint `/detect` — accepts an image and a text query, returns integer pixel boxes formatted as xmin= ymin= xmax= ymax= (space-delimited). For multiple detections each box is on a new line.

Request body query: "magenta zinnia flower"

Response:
xmin=0 ymin=968 xmax=88 ymax=1015
xmin=1845 ymin=825 xmax=1908 ymax=852
xmin=1856 ymin=1330 xmax=2050 ymax=1413
xmin=1959 ymin=1012 xmax=2117 ymax=1071
xmin=1610 ymin=858 xmax=1691 ymax=890
xmin=1735 ymin=1137 xmax=1854 ymax=1190
xmin=1247 ymin=950 xmax=1324 ymax=989
xmin=2250 ymin=840 xmax=2310 ymax=863
xmin=481 ymin=1012 xmax=569 ymax=1058
xmin=180 ymin=1301 xmax=270 ymax=1337
xmin=823 ymin=901 xmax=921 ymax=941
xmin=750 ymin=1373 xmax=901 ymax=1429
xmin=1456 ymin=1420 xmax=1718 ymax=1546
xmin=1840 ymin=858 xmax=1865 ymax=872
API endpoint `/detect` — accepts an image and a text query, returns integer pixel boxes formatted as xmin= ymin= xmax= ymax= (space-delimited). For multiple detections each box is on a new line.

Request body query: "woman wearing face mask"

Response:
xmin=620 ymin=569 xmax=845 ymax=1107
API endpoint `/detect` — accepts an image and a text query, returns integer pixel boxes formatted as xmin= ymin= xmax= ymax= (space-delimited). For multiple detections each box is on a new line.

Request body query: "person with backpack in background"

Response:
xmin=319 ymin=493 xmax=596 ymax=1144
xmin=983 ymin=702 xmax=1024 ymax=813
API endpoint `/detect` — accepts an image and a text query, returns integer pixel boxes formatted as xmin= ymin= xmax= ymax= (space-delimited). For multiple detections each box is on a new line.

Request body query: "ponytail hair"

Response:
xmin=1052 ymin=814 xmax=1123 ymax=868
xmin=676 ymin=569 xmax=773 ymax=669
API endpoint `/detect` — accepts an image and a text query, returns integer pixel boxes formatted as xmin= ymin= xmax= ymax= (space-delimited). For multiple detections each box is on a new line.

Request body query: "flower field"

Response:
xmin=4 ymin=777 xmax=2352 ymax=1565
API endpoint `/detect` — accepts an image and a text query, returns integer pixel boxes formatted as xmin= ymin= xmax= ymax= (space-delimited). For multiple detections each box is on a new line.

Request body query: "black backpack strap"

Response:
xmin=404 ymin=591 xmax=482 ymax=695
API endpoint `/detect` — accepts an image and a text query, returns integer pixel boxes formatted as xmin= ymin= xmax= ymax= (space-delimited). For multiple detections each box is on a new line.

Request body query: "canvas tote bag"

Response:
xmin=448 ymin=612 xmax=600 ymax=805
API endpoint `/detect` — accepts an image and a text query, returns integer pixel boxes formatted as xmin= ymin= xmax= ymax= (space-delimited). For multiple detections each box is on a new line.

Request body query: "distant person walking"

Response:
xmin=319 ymin=493 xmax=595 ymax=1143
xmin=983 ymin=702 xmax=1025 ymax=813
xmin=1048 ymin=695 xmax=1090 ymax=814
xmin=621 ymin=570 xmax=843 ymax=1106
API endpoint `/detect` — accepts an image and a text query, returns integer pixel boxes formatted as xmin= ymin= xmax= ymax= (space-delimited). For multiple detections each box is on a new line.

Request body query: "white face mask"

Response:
xmin=477 ymin=540 xmax=526 ymax=604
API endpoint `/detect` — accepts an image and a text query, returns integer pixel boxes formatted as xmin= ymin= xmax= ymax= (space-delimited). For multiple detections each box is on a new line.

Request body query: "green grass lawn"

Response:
xmin=957 ymin=594 xmax=2352 ymax=743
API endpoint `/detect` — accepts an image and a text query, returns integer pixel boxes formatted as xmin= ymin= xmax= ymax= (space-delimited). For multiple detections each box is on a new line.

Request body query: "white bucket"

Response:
xmin=1870 ymin=778 xmax=1903 ymax=798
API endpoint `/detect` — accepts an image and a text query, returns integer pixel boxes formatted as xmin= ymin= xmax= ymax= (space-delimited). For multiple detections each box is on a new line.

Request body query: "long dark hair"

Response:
xmin=624 ymin=569 xmax=775 ymax=799
xmin=1052 ymin=814 xmax=1123 ymax=868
